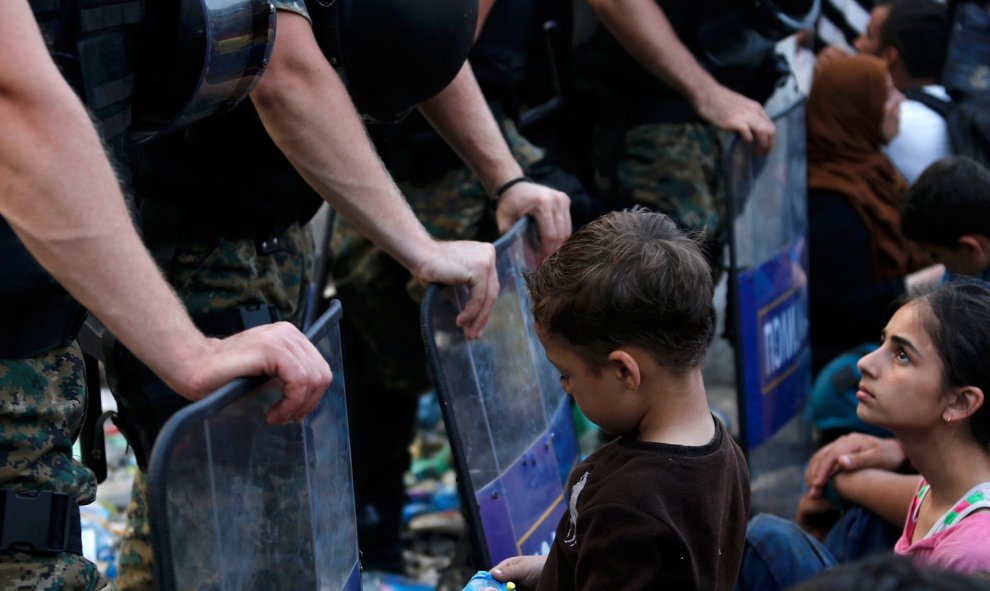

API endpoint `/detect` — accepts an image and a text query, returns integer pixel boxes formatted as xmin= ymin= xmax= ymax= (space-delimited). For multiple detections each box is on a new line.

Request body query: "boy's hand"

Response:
xmin=489 ymin=555 xmax=546 ymax=590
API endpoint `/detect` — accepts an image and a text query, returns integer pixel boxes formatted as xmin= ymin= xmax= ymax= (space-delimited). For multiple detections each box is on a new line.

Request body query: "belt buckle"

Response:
xmin=0 ymin=490 xmax=72 ymax=553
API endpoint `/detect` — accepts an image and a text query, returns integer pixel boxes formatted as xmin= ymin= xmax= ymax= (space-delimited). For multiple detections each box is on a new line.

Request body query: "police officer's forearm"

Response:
xmin=0 ymin=98 xmax=212 ymax=397
xmin=417 ymin=62 xmax=524 ymax=196
xmin=587 ymin=0 xmax=775 ymax=150
xmin=0 ymin=2 xmax=214 ymax=394
xmin=586 ymin=0 xmax=719 ymax=105
xmin=476 ymin=0 xmax=497 ymax=39
xmin=250 ymin=11 xmax=439 ymax=274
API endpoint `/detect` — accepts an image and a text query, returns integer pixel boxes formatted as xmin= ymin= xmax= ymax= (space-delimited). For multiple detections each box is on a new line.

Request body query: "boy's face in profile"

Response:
xmin=537 ymin=324 xmax=642 ymax=437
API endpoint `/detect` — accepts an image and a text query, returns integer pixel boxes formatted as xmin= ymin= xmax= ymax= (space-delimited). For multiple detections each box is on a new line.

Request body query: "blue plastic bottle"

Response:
xmin=462 ymin=571 xmax=516 ymax=591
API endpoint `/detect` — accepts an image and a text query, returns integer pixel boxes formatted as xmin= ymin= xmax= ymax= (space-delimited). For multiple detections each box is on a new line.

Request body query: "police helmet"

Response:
xmin=699 ymin=0 xmax=819 ymax=73
xmin=307 ymin=0 xmax=479 ymax=123
xmin=743 ymin=0 xmax=821 ymax=41
xmin=132 ymin=0 xmax=276 ymax=144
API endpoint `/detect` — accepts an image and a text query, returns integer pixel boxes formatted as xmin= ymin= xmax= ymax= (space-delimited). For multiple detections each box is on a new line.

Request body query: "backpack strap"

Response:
xmin=924 ymin=481 xmax=990 ymax=538
xmin=902 ymin=88 xmax=953 ymax=119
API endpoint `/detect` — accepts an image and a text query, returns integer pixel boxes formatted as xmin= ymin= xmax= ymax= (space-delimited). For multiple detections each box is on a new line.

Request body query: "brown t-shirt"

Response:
xmin=536 ymin=418 xmax=750 ymax=591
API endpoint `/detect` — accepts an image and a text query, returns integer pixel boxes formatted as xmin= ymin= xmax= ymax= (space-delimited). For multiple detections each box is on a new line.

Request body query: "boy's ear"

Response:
xmin=607 ymin=350 xmax=641 ymax=391
xmin=944 ymin=385 xmax=985 ymax=424
xmin=881 ymin=45 xmax=899 ymax=69
xmin=959 ymin=234 xmax=990 ymax=260
xmin=958 ymin=235 xmax=982 ymax=253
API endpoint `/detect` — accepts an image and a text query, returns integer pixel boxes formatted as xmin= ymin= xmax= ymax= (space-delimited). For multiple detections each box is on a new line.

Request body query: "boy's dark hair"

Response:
xmin=792 ymin=553 xmax=990 ymax=591
xmin=526 ymin=209 xmax=714 ymax=372
xmin=901 ymin=156 xmax=990 ymax=247
xmin=913 ymin=280 xmax=990 ymax=447
xmin=880 ymin=0 xmax=950 ymax=80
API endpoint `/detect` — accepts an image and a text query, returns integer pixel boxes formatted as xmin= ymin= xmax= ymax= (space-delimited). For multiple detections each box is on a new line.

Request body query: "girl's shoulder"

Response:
xmin=925 ymin=512 xmax=990 ymax=574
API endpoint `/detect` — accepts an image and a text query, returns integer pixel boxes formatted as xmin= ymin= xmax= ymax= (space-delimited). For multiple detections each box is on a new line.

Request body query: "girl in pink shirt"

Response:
xmin=856 ymin=280 xmax=990 ymax=573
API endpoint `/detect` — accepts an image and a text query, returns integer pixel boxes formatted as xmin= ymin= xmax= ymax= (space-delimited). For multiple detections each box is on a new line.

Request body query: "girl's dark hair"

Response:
xmin=913 ymin=280 xmax=990 ymax=446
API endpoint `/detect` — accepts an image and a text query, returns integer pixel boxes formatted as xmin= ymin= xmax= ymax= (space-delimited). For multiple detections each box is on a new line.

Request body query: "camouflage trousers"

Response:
xmin=330 ymin=118 xmax=543 ymax=568
xmin=116 ymin=223 xmax=313 ymax=591
xmin=613 ymin=122 xmax=726 ymax=237
xmin=0 ymin=343 xmax=111 ymax=590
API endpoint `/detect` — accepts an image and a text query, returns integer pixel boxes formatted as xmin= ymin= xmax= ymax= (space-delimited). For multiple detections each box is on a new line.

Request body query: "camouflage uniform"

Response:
xmin=614 ymin=122 xmax=726 ymax=239
xmin=331 ymin=116 xmax=543 ymax=569
xmin=116 ymin=223 xmax=313 ymax=591
xmin=0 ymin=344 xmax=111 ymax=591
xmin=116 ymin=0 xmax=314 ymax=585
xmin=0 ymin=0 xmax=145 ymax=584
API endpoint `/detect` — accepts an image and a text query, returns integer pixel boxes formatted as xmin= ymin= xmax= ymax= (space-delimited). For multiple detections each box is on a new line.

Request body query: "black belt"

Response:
xmin=141 ymin=197 xmax=304 ymax=245
xmin=0 ymin=489 xmax=82 ymax=555
xmin=193 ymin=304 xmax=281 ymax=338
xmin=0 ymin=296 xmax=86 ymax=359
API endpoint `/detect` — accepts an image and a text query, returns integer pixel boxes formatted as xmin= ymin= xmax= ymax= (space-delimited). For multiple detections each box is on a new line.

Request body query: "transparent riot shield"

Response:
xmin=147 ymin=301 xmax=360 ymax=591
xmin=421 ymin=219 xmax=579 ymax=568
xmin=726 ymin=99 xmax=813 ymax=515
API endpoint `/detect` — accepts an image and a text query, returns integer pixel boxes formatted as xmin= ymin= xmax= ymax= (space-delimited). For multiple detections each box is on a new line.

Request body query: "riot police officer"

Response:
xmin=113 ymin=0 xmax=565 ymax=587
xmin=0 ymin=2 xmax=332 ymax=588
xmin=3 ymin=0 xmax=505 ymax=587
xmin=574 ymin=0 xmax=789 ymax=273
xmin=335 ymin=0 xmax=585 ymax=570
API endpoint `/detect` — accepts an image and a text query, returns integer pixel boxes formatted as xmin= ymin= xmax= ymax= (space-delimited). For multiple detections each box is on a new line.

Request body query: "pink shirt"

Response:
xmin=895 ymin=479 xmax=990 ymax=573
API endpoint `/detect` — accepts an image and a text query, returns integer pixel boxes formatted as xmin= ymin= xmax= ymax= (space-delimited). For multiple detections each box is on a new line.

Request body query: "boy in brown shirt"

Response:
xmin=488 ymin=209 xmax=750 ymax=590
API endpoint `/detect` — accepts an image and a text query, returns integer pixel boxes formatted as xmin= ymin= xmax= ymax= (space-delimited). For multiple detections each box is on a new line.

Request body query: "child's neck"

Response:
xmin=635 ymin=368 xmax=714 ymax=446
xmin=901 ymin=429 xmax=990 ymax=510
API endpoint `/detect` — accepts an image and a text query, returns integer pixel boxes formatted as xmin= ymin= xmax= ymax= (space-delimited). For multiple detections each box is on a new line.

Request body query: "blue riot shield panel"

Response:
xmin=147 ymin=301 xmax=360 ymax=591
xmin=726 ymin=99 xmax=813 ymax=514
xmin=421 ymin=219 xmax=580 ymax=568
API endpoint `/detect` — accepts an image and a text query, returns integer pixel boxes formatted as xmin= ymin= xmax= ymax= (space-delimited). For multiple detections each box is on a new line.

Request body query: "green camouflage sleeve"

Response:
xmin=273 ymin=0 xmax=310 ymax=22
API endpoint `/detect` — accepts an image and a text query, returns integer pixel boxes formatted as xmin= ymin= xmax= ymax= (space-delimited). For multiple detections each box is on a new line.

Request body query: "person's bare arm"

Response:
xmin=0 ymin=1 xmax=330 ymax=423
xmin=586 ymin=0 xmax=775 ymax=152
xmin=476 ymin=0 xmax=496 ymax=39
xmin=832 ymin=469 xmax=920 ymax=527
xmin=250 ymin=12 xmax=498 ymax=336
xmin=804 ymin=433 xmax=908 ymax=497
xmin=417 ymin=62 xmax=571 ymax=260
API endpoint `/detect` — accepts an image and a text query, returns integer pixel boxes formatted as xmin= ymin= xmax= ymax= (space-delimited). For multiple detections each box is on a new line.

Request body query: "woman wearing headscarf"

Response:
xmin=806 ymin=53 xmax=939 ymax=373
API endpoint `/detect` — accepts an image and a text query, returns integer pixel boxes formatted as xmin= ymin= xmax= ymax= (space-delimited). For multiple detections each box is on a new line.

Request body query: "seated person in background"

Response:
xmin=901 ymin=156 xmax=990 ymax=283
xmin=484 ymin=210 xmax=750 ymax=590
xmin=810 ymin=156 xmax=990 ymax=443
xmin=806 ymin=52 xmax=939 ymax=374
xmin=853 ymin=0 xmax=952 ymax=184
xmin=741 ymin=281 xmax=990 ymax=589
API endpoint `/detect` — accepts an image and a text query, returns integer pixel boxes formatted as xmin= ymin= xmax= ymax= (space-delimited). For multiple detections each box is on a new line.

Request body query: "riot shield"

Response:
xmin=421 ymin=219 xmax=579 ymax=568
xmin=147 ymin=301 xmax=360 ymax=591
xmin=726 ymin=99 xmax=812 ymax=515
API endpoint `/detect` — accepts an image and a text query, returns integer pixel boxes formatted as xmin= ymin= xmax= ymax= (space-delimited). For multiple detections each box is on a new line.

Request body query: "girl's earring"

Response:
xmin=944 ymin=415 xmax=953 ymax=425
